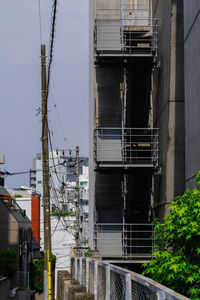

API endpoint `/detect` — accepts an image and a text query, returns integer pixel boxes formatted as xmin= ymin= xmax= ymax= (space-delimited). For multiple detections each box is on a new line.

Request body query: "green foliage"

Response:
xmin=14 ymin=194 xmax=23 ymax=198
xmin=84 ymin=247 xmax=93 ymax=257
xmin=143 ymin=171 xmax=200 ymax=299
xmin=33 ymin=252 xmax=56 ymax=294
xmin=51 ymin=210 xmax=75 ymax=217
xmin=33 ymin=258 xmax=44 ymax=293
xmin=0 ymin=248 xmax=17 ymax=278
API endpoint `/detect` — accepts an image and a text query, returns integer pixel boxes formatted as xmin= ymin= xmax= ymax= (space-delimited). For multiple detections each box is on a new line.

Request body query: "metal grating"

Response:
xmin=82 ymin=259 xmax=86 ymax=286
xmin=97 ymin=264 xmax=106 ymax=300
xmin=132 ymin=281 xmax=157 ymax=299
xmin=110 ymin=270 xmax=126 ymax=300
xmin=89 ymin=261 xmax=94 ymax=293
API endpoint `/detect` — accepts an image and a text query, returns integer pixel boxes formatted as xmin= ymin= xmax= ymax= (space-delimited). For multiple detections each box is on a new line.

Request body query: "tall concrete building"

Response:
xmin=89 ymin=0 xmax=159 ymax=263
xmin=184 ymin=1 xmax=200 ymax=190
xmin=151 ymin=0 xmax=185 ymax=219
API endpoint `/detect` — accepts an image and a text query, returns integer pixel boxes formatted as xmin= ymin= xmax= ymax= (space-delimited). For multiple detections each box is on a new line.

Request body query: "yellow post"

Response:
xmin=47 ymin=249 xmax=52 ymax=300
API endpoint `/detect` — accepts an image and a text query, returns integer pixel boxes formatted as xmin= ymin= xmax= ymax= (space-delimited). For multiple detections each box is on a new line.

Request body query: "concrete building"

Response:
xmin=89 ymin=0 xmax=159 ymax=263
xmin=0 ymin=186 xmax=33 ymax=290
xmin=30 ymin=151 xmax=66 ymax=196
xmin=30 ymin=152 xmax=89 ymax=293
xmin=89 ymin=1 xmax=200 ymax=264
xmin=151 ymin=0 xmax=185 ymax=220
xmin=184 ymin=1 xmax=200 ymax=190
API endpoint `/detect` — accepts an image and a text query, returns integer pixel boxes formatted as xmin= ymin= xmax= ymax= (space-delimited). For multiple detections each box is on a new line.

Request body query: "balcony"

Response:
xmin=94 ymin=127 xmax=159 ymax=168
xmin=94 ymin=9 xmax=158 ymax=58
xmin=94 ymin=223 xmax=155 ymax=262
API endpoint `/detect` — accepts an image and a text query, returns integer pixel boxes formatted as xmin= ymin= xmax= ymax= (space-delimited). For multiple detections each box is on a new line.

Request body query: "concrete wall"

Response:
xmin=184 ymin=1 xmax=200 ymax=189
xmin=152 ymin=0 xmax=185 ymax=219
xmin=0 ymin=200 xmax=18 ymax=252
xmin=0 ymin=277 xmax=10 ymax=300
xmin=96 ymin=0 xmax=120 ymax=10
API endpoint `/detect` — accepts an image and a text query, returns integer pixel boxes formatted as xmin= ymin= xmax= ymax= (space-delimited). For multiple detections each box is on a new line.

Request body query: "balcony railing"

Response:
xmin=94 ymin=9 xmax=158 ymax=57
xmin=94 ymin=127 xmax=159 ymax=168
xmin=94 ymin=223 xmax=155 ymax=261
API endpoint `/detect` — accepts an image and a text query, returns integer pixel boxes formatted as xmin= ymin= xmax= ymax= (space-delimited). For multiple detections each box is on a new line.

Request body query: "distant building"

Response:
xmin=30 ymin=151 xmax=89 ymax=294
xmin=30 ymin=151 xmax=66 ymax=196
xmin=0 ymin=186 xmax=33 ymax=290
xmin=8 ymin=187 xmax=41 ymax=247
xmin=0 ymin=154 xmax=5 ymax=186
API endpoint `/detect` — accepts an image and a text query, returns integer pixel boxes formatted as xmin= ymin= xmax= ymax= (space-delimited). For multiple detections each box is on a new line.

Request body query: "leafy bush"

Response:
xmin=33 ymin=252 xmax=56 ymax=294
xmin=51 ymin=210 xmax=75 ymax=217
xmin=14 ymin=194 xmax=23 ymax=198
xmin=84 ymin=247 xmax=93 ymax=257
xmin=0 ymin=248 xmax=17 ymax=277
xmin=143 ymin=171 xmax=200 ymax=299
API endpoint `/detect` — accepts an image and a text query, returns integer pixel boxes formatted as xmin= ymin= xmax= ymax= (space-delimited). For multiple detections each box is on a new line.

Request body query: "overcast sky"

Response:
xmin=0 ymin=0 xmax=89 ymax=187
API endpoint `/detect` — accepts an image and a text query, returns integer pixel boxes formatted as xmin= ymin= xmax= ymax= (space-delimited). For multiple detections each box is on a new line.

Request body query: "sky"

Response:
xmin=0 ymin=0 xmax=89 ymax=187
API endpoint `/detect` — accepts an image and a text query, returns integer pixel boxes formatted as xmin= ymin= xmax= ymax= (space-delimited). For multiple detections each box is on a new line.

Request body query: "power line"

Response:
xmin=2 ymin=162 xmax=64 ymax=177
xmin=46 ymin=0 xmax=58 ymax=102
xmin=49 ymin=88 xmax=69 ymax=148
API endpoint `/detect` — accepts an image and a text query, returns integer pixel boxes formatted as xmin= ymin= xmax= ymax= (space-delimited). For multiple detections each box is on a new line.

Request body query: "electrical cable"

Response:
xmin=2 ymin=162 xmax=64 ymax=177
xmin=46 ymin=0 xmax=58 ymax=102
xmin=49 ymin=87 xmax=69 ymax=148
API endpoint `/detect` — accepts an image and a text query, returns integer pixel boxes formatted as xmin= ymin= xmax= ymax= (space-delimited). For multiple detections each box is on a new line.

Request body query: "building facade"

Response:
xmin=30 ymin=151 xmax=89 ymax=292
xmin=184 ymin=1 xmax=200 ymax=190
xmin=151 ymin=0 xmax=185 ymax=219
xmin=0 ymin=186 xmax=33 ymax=289
xmin=89 ymin=0 xmax=159 ymax=263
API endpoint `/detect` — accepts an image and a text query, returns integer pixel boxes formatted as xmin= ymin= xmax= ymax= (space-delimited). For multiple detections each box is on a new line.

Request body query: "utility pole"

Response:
xmin=75 ymin=146 xmax=80 ymax=255
xmin=41 ymin=44 xmax=52 ymax=300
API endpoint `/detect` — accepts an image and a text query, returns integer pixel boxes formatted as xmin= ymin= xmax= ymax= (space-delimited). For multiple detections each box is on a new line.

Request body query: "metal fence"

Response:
xmin=94 ymin=223 xmax=155 ymax=260
xmin=94 ymin=9 xmax=158 ymax=56
xmin=95 ymin=128 xmax=159 ymax=167
xmin=71 ymin=257 xmax=189 ymax=300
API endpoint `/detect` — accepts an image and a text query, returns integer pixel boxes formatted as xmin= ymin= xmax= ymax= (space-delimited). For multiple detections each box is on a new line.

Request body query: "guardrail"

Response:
xmin=94 ymin=223 xmax=155 ymax=260
xmin=71 ymin=257 xmax=189 ymax=300
xmin=95 ymin=128 xmax=159 ymax=167
xmin=94 ymin=9 xmax=158 ymax=57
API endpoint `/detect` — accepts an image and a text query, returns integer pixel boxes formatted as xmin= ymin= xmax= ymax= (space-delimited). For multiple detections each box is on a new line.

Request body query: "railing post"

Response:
xmin=106 ymin=266 xmax=110 ymax=300
xmin=75 ymin=257 xmax=78 ymax=280
xmin=79 ymin=257 xmax=83 ymax=284
xmin=157 ymin=290 xmax=165 ymax=300
xmin=94 ymin=260 xmax=98 ymax=300
xmin=86 ymin=258 xmax=89 ymax=292
xmin=125 ymin=274 xmax=132 ymax=300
